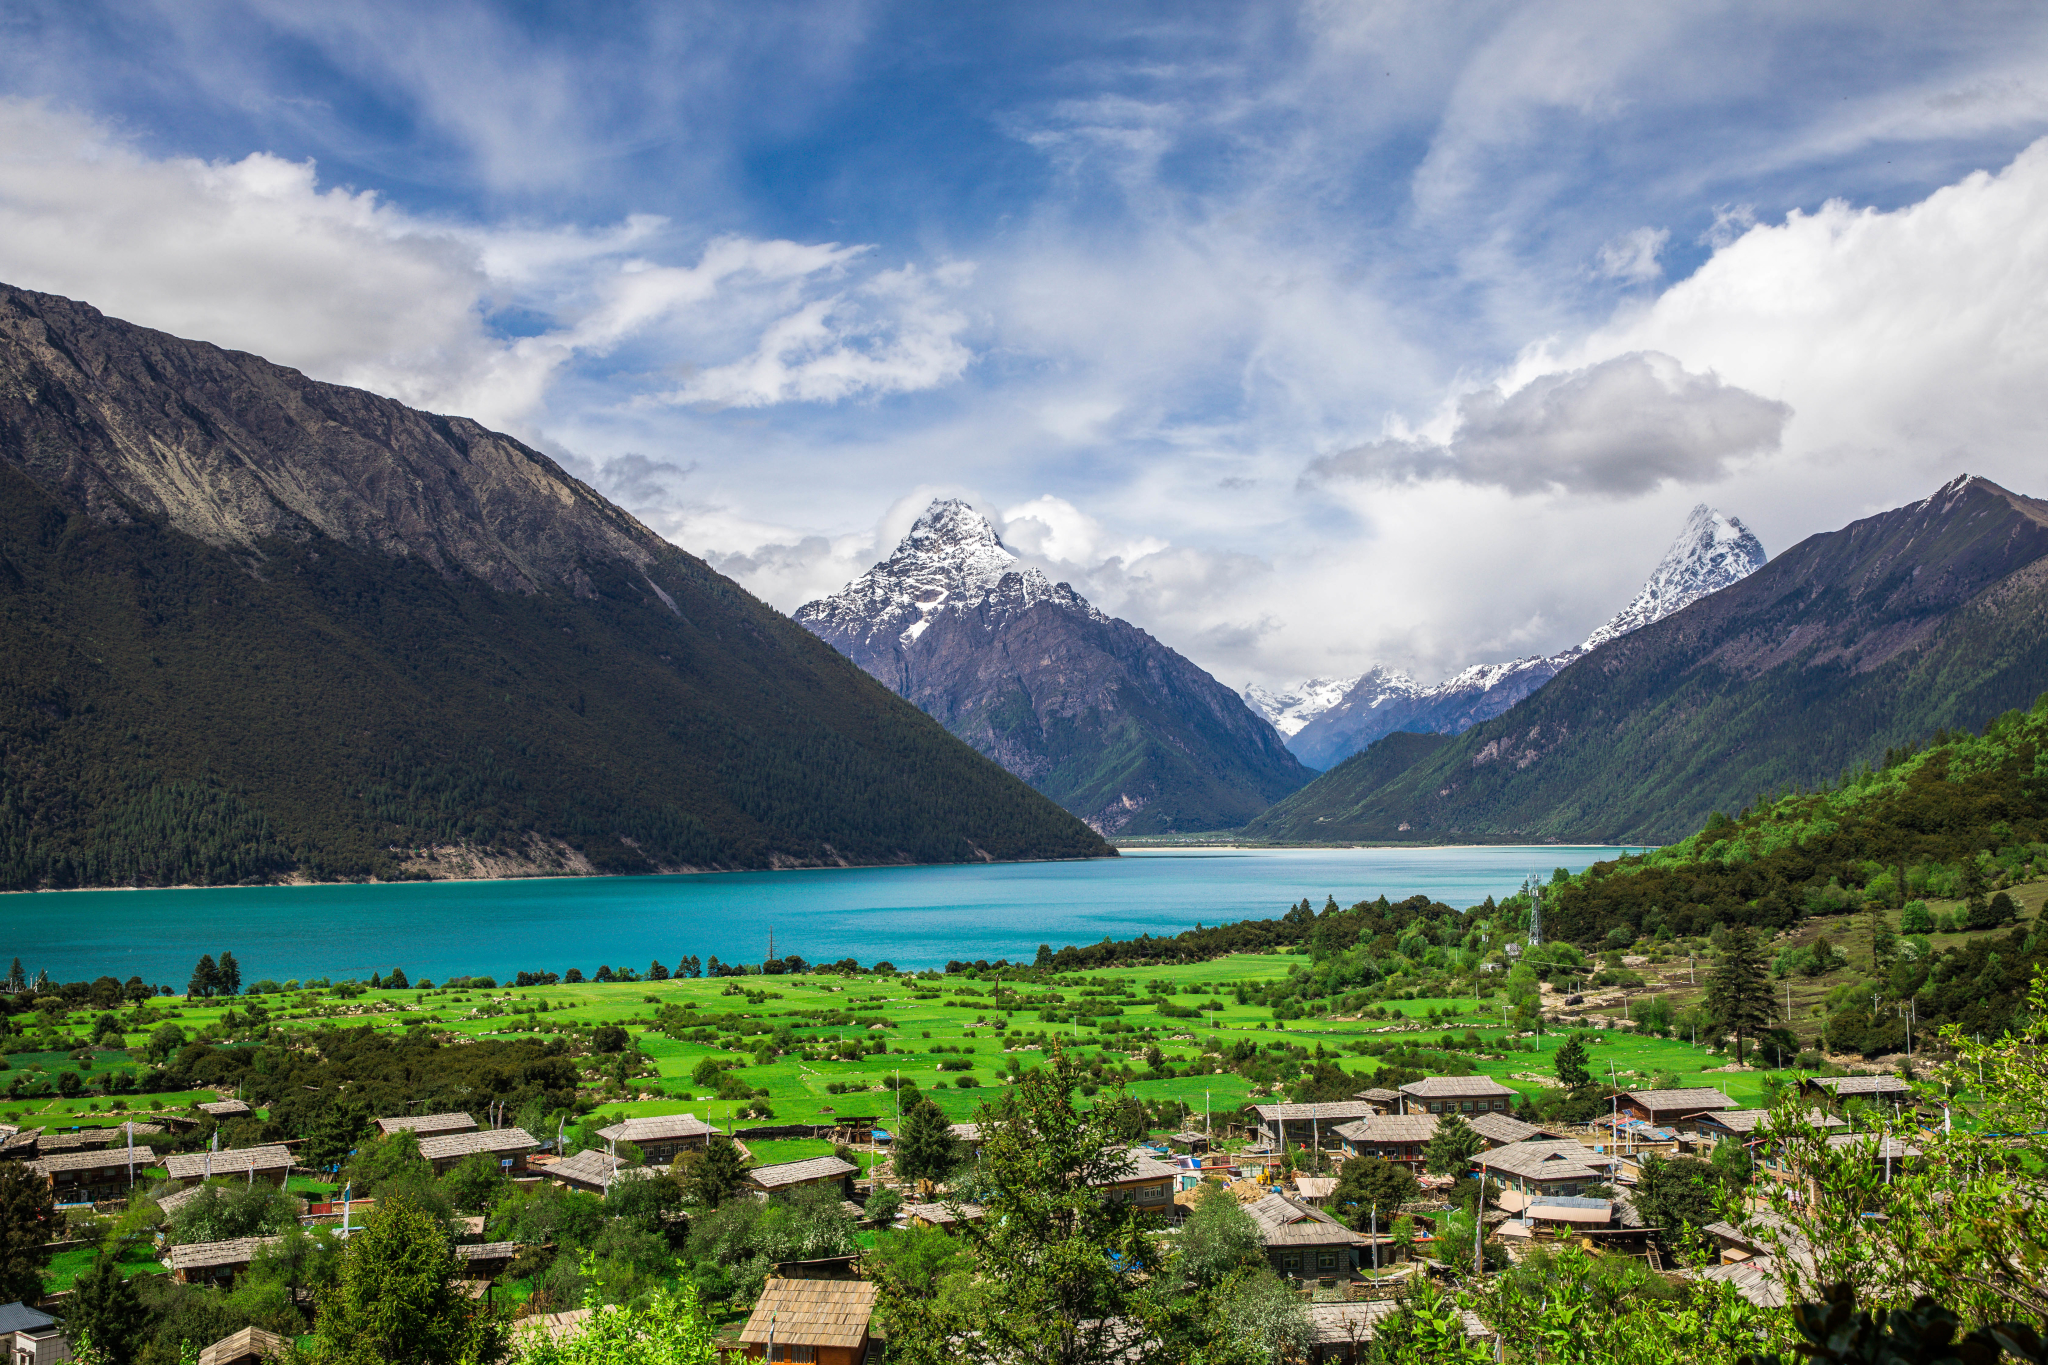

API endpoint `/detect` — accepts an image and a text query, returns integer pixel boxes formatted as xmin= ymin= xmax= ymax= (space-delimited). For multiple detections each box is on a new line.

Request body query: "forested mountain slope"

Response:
xmin=0 ymin=284 xmax=1110 ymax=888
xmin=1248 ymin=476 xmax=2048 ymax=843
xmin=797 ymin=500 xmax=1309 ymax=835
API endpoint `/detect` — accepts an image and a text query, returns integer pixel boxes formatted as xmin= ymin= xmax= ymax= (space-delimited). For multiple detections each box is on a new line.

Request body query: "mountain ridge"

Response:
xmin=1272 ymin=504 xmax=1766 ymax=770
xmin=796 ymin=500 xmax=1310 ymax=834
xmin=1246 ymin=475 xmax=2048 ymax=843
xmin=0 ymin=283 xmax=1112 ymax=888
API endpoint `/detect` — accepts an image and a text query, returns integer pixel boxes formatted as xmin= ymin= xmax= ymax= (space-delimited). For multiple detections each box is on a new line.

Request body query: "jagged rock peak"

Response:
xmin=794 ymin=498 xmax=1105 ymax=650
xmin=1580 ymin=504 xmax=1767 ymax=651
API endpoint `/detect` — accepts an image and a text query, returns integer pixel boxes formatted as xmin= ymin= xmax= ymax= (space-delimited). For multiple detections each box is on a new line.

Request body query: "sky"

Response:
xmin=5 ymin=1 xmax=2048 ymax=691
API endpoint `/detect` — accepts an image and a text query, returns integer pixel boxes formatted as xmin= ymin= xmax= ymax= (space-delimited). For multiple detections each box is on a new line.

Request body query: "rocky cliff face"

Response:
xmin=1248 ymin=476 xmax=2048 ymax=843
xmin=0 ymin=284 xmax=1111 ymax=888
xmin=1279 ymin=504 xmax=1767 ymax=770
xmin=797 ymin=500 xmax=1311 ymax=834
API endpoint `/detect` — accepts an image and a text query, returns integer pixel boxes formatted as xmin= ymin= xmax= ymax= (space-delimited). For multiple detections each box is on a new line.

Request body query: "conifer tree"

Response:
xmin=895 ymin=1096 xmax=958 ymax=1185
xmin=188 ymin=954 xmax=219 ymax=1000
xmin=5 ymin=958 xmax=22 ymax=993
xmin=1554 ymin=1033 xmax=1592 ymax=1092
xmin=1424 ymin=1113 xmax=1485 ymax=1177
xmin=683 ymin=1135 xmax=749 ymax=1209
xmin=0 ymin=1163 xmax=56 ymax=1305
xmin=1705 ymin=925 xmax=1774 ymax=1065
xmin=66 ymin=1252 xmax=147 ymax=1365
xmin=216 ymin=951 xmax=241 ymax=996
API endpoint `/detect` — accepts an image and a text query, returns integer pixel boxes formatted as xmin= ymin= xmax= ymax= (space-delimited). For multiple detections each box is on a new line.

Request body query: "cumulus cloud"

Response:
xmin=0 ymin=98 xmax=973 ymax=433
xmin=1306 ymin=352 xmax=1790 ymax=497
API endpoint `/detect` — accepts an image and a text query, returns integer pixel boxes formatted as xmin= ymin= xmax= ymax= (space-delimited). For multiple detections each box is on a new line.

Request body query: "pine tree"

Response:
xmin=1554 ymin=1033 xmax=1592 ymax=1091
xmin=895 ymin=1096 xmax=959 ymax=1185
xmin=1423 ymin=1113 xmax=1485 ymax=1177
xmin=0 ymin=1163 xmax=56 ymax=1304
xmin=187 ymin=955 xmax=219 ymax=1000
xmin=66 ymin=1252 xmax=147 ymax=1365
xmin=1705 ymin=925 xmax=1774 ymax=1065
xmin=5 ymin=958 xmax=22 ymax=993
xmin=684 ymin=1135 xmax=749 ymax=1209
xmin=216 ymin=951 xmax=241 ymax=997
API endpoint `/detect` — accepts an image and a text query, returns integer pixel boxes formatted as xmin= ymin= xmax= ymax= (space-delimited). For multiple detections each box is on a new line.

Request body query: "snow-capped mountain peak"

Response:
xmin=794 ymin=498 xmax=1107 ymax=652
xmin=1579 ymin=504 xmax=1767 ymax=651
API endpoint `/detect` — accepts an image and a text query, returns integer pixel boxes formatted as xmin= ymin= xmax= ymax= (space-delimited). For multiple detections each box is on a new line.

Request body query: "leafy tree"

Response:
xmin=1424 ymin=1113 xmax=1486 ymax=1178
xmin=299 ymin=1098 xmax=371 ymax=1173
xmin=123 ymin=976 xmax=151 ymax=1003
xmin=591 ymin=1024 xmax=628 ymax=1054
xmin=0 ymin=1162 xmax=57 ymax=1303
xmin=342 ymin=1130 xmax=431 ymax=1200
xmin=689 ymin=1056 xmax=723 ymax=1088
xmin=1331 ymin=1156 xmax=1420 ymax=1231
xmin=504 ymin=1281 xmax=717 ymax=1365
xmin=874 ymin=1046 xmax=1167 ymax=1365
xmin=167 ymin=1183 xmax=297 ymax=1247
xmin=216 ymin=952 xmax=241 ymax=997
xmin=864 ymin=1184 xmax=904 ymax=1228
xmin=67 ymin=1252 xmax=148 ymax=1365
xmin=1554 ymin=1033 xmax=1592 ymax=1091
xmin=1364 ymin=1278 xmax=1489 ymax=1362
xmin=894 ymin=1096 xmax=959 ymax=1185
xmin=307 ymin=1195 xmax=505 ymax=1365
xmin=187 ymin=955 xmax=219 ymax=1000
xmin=1706 ymin=926 xmax=1775 ymax=1064
xmin=1632 ymin=1155 xmax=1727 ymax=1249
xmin=440 ymin=1153 xmax=511 ymax=1214
xmin=1871 ymin=912 xmax=1898 ymax=975
xmin=679 ymin=1136 xmax=749 ymax=1210
xmin=1175 ymin=1182 xmax=1262 ymax=1289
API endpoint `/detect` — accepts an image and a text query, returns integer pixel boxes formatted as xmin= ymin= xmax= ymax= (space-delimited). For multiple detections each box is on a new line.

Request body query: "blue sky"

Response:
xmin=6 ymin=1 xmax=2048 ymax=688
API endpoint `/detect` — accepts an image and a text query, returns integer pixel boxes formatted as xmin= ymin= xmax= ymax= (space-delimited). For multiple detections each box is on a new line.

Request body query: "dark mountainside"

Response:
xmin=0 ymin=284 xmax=1110 ymax=889
xmin=1248 ymin=476 xmax=2048 ymax=843
xmin=797 ymin=501 xmax=1310 ymax=834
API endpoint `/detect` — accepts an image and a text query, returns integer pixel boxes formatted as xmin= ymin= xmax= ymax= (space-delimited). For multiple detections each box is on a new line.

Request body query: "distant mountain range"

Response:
xmin=1247 ymin=475 xmax=2048 ymax=843
xmin=1248 ymin=505 xmax=1768 ymax=770
xmin=797 ymin=501 xmax=1310 ymax=834
xmin=0 ymin=284 xmax=1110 ymax=889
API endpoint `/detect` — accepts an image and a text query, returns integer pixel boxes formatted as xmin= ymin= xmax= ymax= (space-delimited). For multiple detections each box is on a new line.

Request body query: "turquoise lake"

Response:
xmin=1 ymin=846 xmax=1621 ymax=986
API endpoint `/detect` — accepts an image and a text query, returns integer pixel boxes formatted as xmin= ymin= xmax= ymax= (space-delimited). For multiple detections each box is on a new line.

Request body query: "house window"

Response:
xmin=1317 ymin=1251 xmax=1337 ymax=1271
xmin=1283 ymin=1252 xmax=1302 ymax=1273
xmin=1461 ymin=1101 xmax=1473 ymax=1112
xmin=1493 ymin=1100 xmax=1506 ymax=1110
xmin=1430 ymin=1102 xmax=1442 ymax=1113
xmin=767 ymin=1347 xmax=817 ymax=1363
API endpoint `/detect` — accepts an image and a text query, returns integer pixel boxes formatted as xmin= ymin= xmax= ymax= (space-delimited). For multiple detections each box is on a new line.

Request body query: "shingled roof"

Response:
xmin=374 ymin=1112 xmax=477 ymax=1137
xmin=748 ymin=1156 xmax=857 ymax=1191
xmin=1807 ymin=1075 xmax=1913 ymax=1097
xmin=1701 ymin=1108 xmax=1844 ymax=1134
xmin=1619 ymin=1087 xmax=1735 ymax=1113
xmin=738 ymin=1277 xmax=877 ymax=1349
xmin=166 ymin=1236 xmax=282 ymax=1272
xmin=418 ymin=1128 xmax=538 ymax=1162
xmin=28 ymin=1146 xmax=156 ymax=1174
xmin=198 ymin=1100 xmax=252 ymax=1118
xmin=1399 ymin=1076 xmax=1518 ymax=1099
xmin=164 ymin=1145 xmax=291 ymax=1180
xmin=1332 ymin=1114 xmax=1437 ymax=1145
xmin=595 ymin=1113 xmax=716 ymax=1145
xmin=547 ymin=1148 xmax=649 ymax=1189
xmin=1243 ymin=1192 xmax=1371 ymax=1248
xmin=1467 ymin=1112 xmax=1554 ymax=1145
xmin=197 ymin=1327 xmax=286 ymax=1365
xmin=1475 ymin=1139 xmax=1612 ymax=1183
xmin=1249 ymin=1101 xmax=1382 ymax=1122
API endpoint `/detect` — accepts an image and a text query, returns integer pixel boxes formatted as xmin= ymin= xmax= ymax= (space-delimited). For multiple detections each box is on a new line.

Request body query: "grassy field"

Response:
xmin=5 ymin=927 xmax=1957 ymax=1145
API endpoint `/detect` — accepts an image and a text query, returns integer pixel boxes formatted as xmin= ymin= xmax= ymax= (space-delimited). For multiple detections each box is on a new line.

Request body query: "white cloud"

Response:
xmin=0 ymin=98 xmax=971 ymax=435
xmin=1595 ymin=226 xmax=1669 ymax=281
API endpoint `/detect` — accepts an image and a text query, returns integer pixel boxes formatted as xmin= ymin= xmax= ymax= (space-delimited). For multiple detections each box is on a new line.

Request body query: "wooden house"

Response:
xmin=1800 ymin=1076 xmax=1914 ymax=1112
xmin=1473 ymin=1140 xmax=1616 ymax=1211
xmin=546 ymin=1148 xmax=646 ymax=1196
xmin=899 ymin=1200 xmax=985 ymax=1232
xmin=26 ymin=1147 xmax=154 ymax=1203
xmin=747 ymin=1156 xmax=859 ymax=1200
xmin=417 ymin=1128 xmax=538 ymax=1177
xmin=1089 ymin=1149 xmax=1178 ymax=1216
xmin=1247 ymin=1102 xmax=1381 ymax=1151
xmin=1611 ymin=1088 xmax=1735 ymax=1129
xmin=164 ymin=1146 xmax=292 ymax=1189
xmin=1466 ymin=1112 xmax=1557 ymax=1148
xmin=1242 ymin=1191 xmax=1372 ymax=1280
xmin=166 ymin=1236 xmax=282 ymax=1287
xmin=197 ymin=1100 xmax=252 ymax=1122
xmin=1352 ymin=1088 xmax=1402 ymax=1115
xmin=735 ymin=1277 xmax=878 ymax=1365
xmin=594 ymin=1113 xmax=717 ymax=1164
xmin=1397 ymin=1076 xmax=1519 ymax=1117
xmin=374 ymin=1112 xmax=477 ymax=1139
xmin=1331 ymin=1114 xmax=1435 ymax=1170
xmin=454 ymin=1242 xmax=520 ymax=1281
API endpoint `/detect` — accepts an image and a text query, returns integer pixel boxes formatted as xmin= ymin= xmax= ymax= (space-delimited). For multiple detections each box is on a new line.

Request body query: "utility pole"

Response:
xmin=1528 ymin=878 xmax=1543 ymax=948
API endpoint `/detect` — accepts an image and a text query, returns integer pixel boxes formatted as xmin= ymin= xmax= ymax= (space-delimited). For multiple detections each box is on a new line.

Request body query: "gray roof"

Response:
xmin=1807 ymin=1075 xmax=1912 ymax=1096
xmin=1699 ymin=1108 xmax=1844 ymax=1134
xmin=1400 ymin=1076 xmax=1518 ymax=1099
xmin=749 ymin=1156 xmax=858 ymax=1190
xmin=595 ymin=1114 xmax=716 ymax=1144
xmin=375 ymin=1112 xmax=477 ymax=1137
xmin=164 ymin=1145 xmax=292 ymax=1180
xmin=1620 ymin=1088 xmax=1735 ymax=1113
xmin=900 ymin=1200 xmax=984 ymax=1226
xmin=154 ymin=1183 xmax=210 ymax=1215
xmin=28 ymin=1146 xmax=156 ymax=1174
xmin=547 ymin=1148 xmax=642 ymax=1188
xmin=1354 ymin=1088 xmax=1402 ymax=1102
xmin=455 ymin=1242 xmax=520 ymax=1261
xmin=1468 ymin=1112 xmax=1553 ymax=1145
xmin=418 ymin=1128 xmax=539 ymax=1162
xmin=0 ymin=1303 xmax=56 ymax=1334
xmin=947 ymin=1123 xmax=982 ymax=1142
xmin=1333 ymin=1114 xmax=1437 ymax=1145
xmin=198 ymin=1100 xmax=252 ymax=1117
xmin=1475 ymin=1140 xmax=1612 ymax=1182
xmin=1826 ymin=1133 xmax=1920 ymax=1159
xmin=166 ymin=1236 xmax=282 ymax=1271
xmin=1249 ymin=1102 xmax=1382 ymax=1122
xmin=1095 ymin=1149 xmax=1179 ymax=1186
xmin=1243 ymin=1192 xmax=1371 ymax=1248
